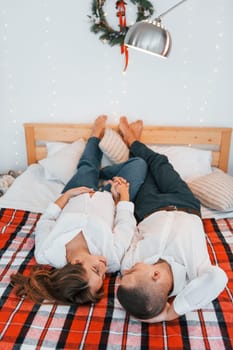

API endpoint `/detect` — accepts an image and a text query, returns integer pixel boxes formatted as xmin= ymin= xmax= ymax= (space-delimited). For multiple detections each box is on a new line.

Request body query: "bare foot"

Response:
xmin=129 ymin=120 xmax=143 ymax=140
xmin=119 ymin=116 xmax=137 ymax=146
xmin=119 ymin=117 xmax=136 ymax=146
xmin=91 ymin=115 xmax=107 ymax=139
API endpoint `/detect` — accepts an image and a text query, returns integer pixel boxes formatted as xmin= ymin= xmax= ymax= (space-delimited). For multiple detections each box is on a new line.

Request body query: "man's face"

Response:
xmin=120 ymin=262 xmax=154 ymax=287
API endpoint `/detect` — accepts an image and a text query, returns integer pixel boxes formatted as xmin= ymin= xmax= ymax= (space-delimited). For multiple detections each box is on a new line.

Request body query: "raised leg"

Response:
xmin=62 ymin=115 xmax=107 ymax=192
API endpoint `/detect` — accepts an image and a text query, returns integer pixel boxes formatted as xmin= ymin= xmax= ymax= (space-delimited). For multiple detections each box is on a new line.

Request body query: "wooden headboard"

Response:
xmin=24 ymin=123 xmax=232 ymax=172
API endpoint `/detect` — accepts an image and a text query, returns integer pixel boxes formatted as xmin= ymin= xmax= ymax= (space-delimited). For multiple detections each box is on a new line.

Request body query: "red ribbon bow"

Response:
xmin=116 ymin=0 xmax=129 ymax=71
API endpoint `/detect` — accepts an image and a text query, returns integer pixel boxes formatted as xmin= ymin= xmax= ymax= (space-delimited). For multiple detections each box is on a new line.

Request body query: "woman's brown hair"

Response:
xmin=10 ymin=263 xmax=104 ymax=305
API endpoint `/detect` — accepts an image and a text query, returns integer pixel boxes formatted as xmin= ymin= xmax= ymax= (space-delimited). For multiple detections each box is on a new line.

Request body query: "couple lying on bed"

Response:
xmin=11 ymin=115 xmax=228 ymax=323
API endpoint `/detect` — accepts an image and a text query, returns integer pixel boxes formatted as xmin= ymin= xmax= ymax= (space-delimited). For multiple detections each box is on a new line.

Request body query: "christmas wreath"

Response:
xmin=89 ymin=0 xmax=154 ymax=47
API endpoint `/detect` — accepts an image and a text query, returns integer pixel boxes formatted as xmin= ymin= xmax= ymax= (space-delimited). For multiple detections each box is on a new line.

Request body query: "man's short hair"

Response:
xmin=117 ymin=280 xmax=167 ymax=320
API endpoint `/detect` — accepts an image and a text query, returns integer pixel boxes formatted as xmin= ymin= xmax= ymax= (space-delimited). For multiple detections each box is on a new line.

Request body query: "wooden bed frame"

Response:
xmin=24 ymin=123 xmax=232 ymax=172
xmin=1 ymin=124 xmax=230 ymax=349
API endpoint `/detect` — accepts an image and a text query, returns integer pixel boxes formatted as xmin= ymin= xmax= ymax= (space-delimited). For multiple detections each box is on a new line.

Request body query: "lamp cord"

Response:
xmin=157 ymin=0 xmax=188 ymax=19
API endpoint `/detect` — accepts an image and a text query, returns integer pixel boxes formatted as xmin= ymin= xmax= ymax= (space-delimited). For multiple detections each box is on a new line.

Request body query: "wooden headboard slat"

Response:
xmin=24 ymin=123 xmax=232 ymax=172
xmin=24 ymin=125 xmax=37 ymax=165
xmin=36 ymin=145 xmax=47 ymax=161
xmin=212 ymin=152 xmax=220 ymax=168
xmin=140 ymin=127 xmax=222 ymax=145
xmin=218 ymin=129 xmax=232 ymax=172
xmin=35 ymin=126 xmax=93 ymax=142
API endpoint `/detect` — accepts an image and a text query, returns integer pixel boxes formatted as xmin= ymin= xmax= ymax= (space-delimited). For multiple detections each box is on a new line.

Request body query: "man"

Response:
xmin=117 ymin=117 xmax=228 ymax=322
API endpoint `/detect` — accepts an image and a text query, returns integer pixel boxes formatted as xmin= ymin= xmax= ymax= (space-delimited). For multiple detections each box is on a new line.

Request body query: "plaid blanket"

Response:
xmin=0 ymin=208 xmax=232 ymax=350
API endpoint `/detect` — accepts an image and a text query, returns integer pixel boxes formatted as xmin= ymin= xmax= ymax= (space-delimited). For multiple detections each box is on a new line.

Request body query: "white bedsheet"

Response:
xmin=201 ymin=206 xmax=233 ymax=219
xmin=0 ymin=164 xmax=63 ymax=213
xmin=0 ymin=164 xmax=232 ymax=219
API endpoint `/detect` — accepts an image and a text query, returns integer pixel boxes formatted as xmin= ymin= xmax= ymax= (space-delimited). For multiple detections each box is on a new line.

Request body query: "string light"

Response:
xmin=42 ymin=6 xmax=59 ymax=122
xmin=182 ymin=4 xmax=193 ymax=122
xmin=0 ymin=1 xmax=231 ymax=171
xmin=1 ymin=9 xmax=23 ymax=170
xmin=181 ymin=1 xmax=227 ymax=124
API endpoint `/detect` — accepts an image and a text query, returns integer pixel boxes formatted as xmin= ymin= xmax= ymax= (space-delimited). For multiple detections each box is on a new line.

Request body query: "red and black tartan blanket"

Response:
xmin=0 ymin=208 xmax=232 ymax=349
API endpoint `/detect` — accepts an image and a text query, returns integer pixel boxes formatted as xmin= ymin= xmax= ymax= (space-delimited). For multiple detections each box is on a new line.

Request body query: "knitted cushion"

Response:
xmin=99 ymin=128 xmax=129 ymax=164
xmin=188 ymin=169 xmax=233 ymax=211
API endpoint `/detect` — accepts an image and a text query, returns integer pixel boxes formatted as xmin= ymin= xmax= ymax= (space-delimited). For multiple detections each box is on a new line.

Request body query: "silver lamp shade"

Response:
xmin=124 ymin=20 xmax=171 ymax=58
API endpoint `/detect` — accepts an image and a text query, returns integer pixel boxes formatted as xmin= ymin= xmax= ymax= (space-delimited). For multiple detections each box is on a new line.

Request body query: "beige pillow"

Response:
xmin=99 ymin=128 xmax=129 ymax=164
xmin=188 ymin=170 xmax=233 ymax=211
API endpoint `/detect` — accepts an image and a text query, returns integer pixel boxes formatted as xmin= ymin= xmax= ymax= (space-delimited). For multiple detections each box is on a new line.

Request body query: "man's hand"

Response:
xmin=109 ymin=177 xmax=130 ymax=204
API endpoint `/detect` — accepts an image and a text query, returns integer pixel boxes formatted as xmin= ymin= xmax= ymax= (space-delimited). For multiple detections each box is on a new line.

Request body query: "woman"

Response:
xmin=11 ymin=115 xmax=147 ymax=306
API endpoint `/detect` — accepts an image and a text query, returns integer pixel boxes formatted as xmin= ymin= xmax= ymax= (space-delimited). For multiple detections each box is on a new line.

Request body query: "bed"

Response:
xmin=0 ymin=123 xmax=232 ymax=349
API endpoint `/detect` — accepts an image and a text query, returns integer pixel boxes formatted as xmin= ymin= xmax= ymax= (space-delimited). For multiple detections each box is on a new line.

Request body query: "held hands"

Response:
xmin=55 ymin=187 xmax=95 ymax=209
xmin=109 ymin=177 xmax=130 ymax=205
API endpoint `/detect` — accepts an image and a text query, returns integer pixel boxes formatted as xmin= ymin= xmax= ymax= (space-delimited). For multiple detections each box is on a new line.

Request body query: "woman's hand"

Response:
xmin=55 ymin=187 xmax=94 ymax=209
xmin=65 ymin=187 xmax=94 ymax=199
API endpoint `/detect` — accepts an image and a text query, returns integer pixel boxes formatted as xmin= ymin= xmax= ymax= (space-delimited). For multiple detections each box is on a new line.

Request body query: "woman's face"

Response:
xmin=81 ymin=255 xmax=107 ymax=293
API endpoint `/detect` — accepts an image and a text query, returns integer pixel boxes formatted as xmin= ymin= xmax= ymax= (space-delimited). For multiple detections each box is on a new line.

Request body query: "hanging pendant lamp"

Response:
xmin=124 ymin=0 xmax=188 ymax=58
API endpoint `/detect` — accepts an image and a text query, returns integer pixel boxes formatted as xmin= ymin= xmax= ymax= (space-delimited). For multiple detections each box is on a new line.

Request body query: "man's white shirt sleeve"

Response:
xmin=173 ymin=266 xmax=228 ymax=315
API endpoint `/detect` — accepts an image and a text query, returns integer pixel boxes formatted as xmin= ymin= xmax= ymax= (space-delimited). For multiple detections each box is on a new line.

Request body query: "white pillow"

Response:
xmin=188 ymin=169 xmax=233 ymax=211
xmin=46 ymin=141 xmax=71 ymax=156
xmin=99 ymin=128 xmax=129 ymax=163
xmin=39 ymin=139 xmax=86 ymax=184
xmin=149 ymin=145 xmax=212 ymax=181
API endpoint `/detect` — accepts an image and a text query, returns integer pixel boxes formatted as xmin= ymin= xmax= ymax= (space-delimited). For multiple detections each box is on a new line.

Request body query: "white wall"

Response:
xmin=0 ymin=0 xmax=233 ymax=174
